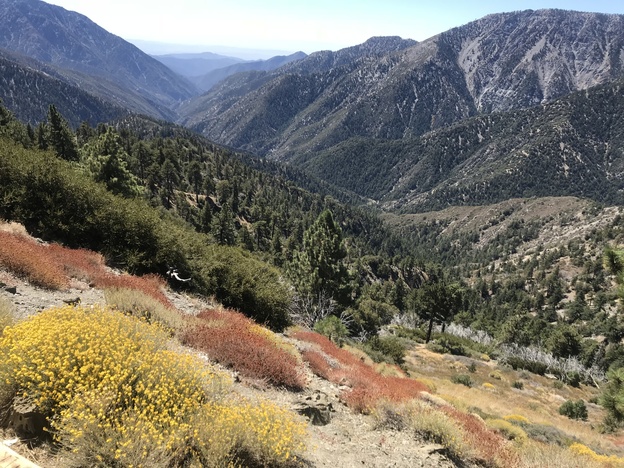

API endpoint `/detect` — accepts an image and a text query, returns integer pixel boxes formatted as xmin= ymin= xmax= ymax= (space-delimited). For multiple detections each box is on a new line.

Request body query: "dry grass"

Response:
xmin=404 ymin=343 xmax=623 ymax=461
xmin=94 ymin=273 xmax=173 ymax=309
xmin=184 ymin=309 xmax=307 ymax=390
xmin=104 ymin=287 xmax=186 ymax=335
xmin=0 ymin=294 xmax=14 ymax=333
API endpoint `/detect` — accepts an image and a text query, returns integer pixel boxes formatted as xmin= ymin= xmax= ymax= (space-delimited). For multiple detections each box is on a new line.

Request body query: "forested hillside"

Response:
xmin=3 ymin=101 xmax=624 ymax=388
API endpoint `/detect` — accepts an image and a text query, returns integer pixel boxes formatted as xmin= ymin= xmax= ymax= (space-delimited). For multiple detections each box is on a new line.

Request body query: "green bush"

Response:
xmin=314 ymin=315 xmax=348 ymax=343
xmin=364 ymin=335 xmax=407 ymax=365
xmin=503 ymin=356 xmax=547 ymax=375
xmin=559 ymin=399 xmax=588 ymax=421
xmin=451 ymin=374 xmax=474 ymax=387
xmin=512 ymin=381 xmax=524 ymax=390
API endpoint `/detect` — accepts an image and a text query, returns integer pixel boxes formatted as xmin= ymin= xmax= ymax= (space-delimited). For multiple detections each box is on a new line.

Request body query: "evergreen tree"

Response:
xmin=290 ymin=210 xmax=350 ymax=307
xmin=47 ymin=105 xmax=79 ymax=161
xmin=82 ymin=128 xmax=142 ymax=197
xmin=211 ymin=203 xmax=237 ymax=246
xmin=410 ymin=281 xmax=463 ymax=342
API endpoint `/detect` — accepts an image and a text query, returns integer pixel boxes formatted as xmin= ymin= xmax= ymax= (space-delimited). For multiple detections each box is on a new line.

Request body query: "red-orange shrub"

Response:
xmin=292 ymin=330 xmax=427 ymax=412
xmin=301 ymin=349 xmax=334 ymax=380
xmin=46 ymin=243 xmax=105 ymax=281
xmin=184 ymin=309 xmax=306 ymax=390
xmin=0 ymin=231 xmax=67 ymax=289
xmin=442 ymin=406 xmax=518 ymax=466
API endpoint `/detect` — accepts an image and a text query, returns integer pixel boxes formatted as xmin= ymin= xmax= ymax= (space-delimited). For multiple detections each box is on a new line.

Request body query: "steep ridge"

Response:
xmin=0 ymin=48 xmax=128 ymax=126
xmin=301 ymin=78 xmax=624 ymax=211
xmin=177 ymin=36 xmax=419 ymax=154
xmin=179 ymin=10 xmax=624 ymax=164
xmin=0 ymin=0 xmax=198 ymax=119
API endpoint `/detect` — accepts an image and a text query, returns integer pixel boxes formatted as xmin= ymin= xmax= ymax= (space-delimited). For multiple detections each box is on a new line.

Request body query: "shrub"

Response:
xmin=96 ymin=273 xmax=173 ymax=309
xmin=553 ymin=380 xmax=564 ymax=389
xmin=559 ymin=400 xmax=588 ymax=421
xmin=104 ymin=287 xmax=185 ymax=335
xmin=374 ymin=400 xmax=470 ymax=460
xmin=482 ymin=382 xmax=495 ymax=390
xmin=0 ymin=231 xmax=67 ymax=289
xmin=451 ymin=374 xmax=473 ymax=387
xmin=0 ymin=305 xmax=306 ymax=466
xmin=292 ymin=330 xmax=427 ymax=413
xmin=503 ymin=356 xmax=547 ymax=375
xmin=512 ymin=380 xmax=524 ymax=390
xmin=566 ymin=371 xmax=582 ymax=388
xmin=364 ymin=335 xmax=407 ymax=365
xmin=522 ymin=423 xmax=579 ymax=447
xmin=467 ymin=362 xmax=477 ymax=373
xmin=430 ymin=335 xmax=469 ymax=356
xmin=518 ymin=441 xmax=604 ymax=468
xmin=489 ymin=370 xmax=504 ymax=380
xmin=503 ymin=414 xmax=530 ymax=425
xmin=183 ymin=309 xmax=306 ymax=390
xmin=442 ymin=405 xmax=517 ymax=466
xmin=485 ymin=419 xmax=528 ymax=444
xmin=0 ymin=305 xmax=223 ymax=464
xmin=313 ymin=315 xmax=348 ymax=343
xmin=568 ymin=443 xmax=624 ymax=466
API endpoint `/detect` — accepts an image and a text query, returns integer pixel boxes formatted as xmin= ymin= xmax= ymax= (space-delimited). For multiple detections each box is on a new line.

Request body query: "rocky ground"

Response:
xmin=0 ymin=267 xmax=464 ymax=468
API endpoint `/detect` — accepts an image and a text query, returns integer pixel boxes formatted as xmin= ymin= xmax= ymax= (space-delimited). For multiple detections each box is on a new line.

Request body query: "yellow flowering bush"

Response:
xmin=0 ymin=305 xmax=306 ymax=467
xmin=503 ymin=414 xmax=530 ymax=425
xmin=569 ymin=443 xmax=624 ymax=466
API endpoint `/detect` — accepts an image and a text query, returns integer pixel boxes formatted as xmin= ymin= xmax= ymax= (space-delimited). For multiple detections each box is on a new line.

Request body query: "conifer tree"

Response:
xmin=47 ymin=105 xmax=79 ymax=161
xmin=290 ymin=209 xmax=350 ymax=307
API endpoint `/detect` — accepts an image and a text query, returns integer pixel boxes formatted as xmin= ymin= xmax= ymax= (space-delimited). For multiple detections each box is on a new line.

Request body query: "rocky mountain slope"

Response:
xmin=0 ymin=49 xmax=128 ymax=126
xmin=0 ymin=0 xmax=198 ymax=120
xmin=301 ymin=77 xmax=624 ymax=211
xmin=177 ymin=9 xmax=624 ymax=212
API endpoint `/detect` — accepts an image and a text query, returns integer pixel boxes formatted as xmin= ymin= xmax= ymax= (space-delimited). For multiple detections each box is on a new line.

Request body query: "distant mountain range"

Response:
xmin=177 ymin=9 xmax=624 ymax=210
xmin=1 ymin=2 xmax=624 ymax=212
xmin=152 ymin=51 xmax=307 ymax=92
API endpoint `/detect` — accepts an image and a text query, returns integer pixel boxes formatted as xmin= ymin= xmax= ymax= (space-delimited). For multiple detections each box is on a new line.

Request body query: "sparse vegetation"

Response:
xmin=0 ymin=305 xmax=306 ymax=466
xmin=104 ymin=287 xmax=186 ymax=335
xmin=0 ymin=295 xmax=13 ymax=334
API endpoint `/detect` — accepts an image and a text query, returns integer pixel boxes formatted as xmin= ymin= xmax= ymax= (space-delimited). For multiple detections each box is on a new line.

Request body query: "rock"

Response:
xmin=294 ymin=391 xmax=334 ymax=426
xmin=8 ymin=396 xmax=46 ymax=439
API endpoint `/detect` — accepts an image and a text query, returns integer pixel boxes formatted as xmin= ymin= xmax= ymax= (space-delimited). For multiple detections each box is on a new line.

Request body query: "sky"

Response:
xmin=45 ymin=0 xmax=624 ymax=58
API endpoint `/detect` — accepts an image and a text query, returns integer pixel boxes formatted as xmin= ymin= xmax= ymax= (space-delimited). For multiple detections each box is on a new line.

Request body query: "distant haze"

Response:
xmin=44 ymin=0 xmax=624 ymax=54
xmin=131 ymin=40 xmax=295 ymax=61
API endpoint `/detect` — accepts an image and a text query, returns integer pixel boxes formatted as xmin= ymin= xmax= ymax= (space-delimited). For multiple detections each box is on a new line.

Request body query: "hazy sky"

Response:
xmin=46 ymin=0 xmax=624 ymax=56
